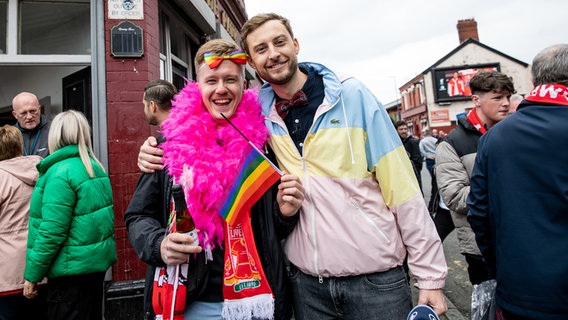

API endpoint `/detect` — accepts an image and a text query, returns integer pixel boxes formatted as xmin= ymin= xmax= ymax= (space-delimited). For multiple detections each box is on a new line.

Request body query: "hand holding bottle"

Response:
xmin=160 ymin=184 xmax=202 ymax=265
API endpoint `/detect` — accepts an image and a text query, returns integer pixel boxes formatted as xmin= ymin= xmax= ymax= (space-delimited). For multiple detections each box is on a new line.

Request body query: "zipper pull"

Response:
xmin=319 ymin=275 xmax=323 ymax=284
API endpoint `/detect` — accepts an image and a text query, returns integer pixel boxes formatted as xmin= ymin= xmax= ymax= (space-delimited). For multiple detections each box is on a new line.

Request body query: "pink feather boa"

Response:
xmin=160 ymin=82 xmax=269 ymax=249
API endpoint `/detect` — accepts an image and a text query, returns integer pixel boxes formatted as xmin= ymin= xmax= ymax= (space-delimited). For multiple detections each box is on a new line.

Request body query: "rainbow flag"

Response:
xmin=218 ymin=144 xmax=281 ymax=226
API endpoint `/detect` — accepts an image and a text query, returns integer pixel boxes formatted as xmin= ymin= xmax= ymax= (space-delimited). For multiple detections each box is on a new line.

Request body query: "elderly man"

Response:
xmin=12 ymin=92 xmax=51 ymax=158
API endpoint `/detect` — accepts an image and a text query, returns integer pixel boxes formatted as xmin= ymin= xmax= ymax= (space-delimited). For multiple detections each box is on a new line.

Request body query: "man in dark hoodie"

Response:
xmin=12 ymin=92 xmax=51 ymax=158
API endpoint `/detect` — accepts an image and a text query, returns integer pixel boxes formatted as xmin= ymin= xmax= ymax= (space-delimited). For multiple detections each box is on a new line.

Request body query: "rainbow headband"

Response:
xmin=203 ymin=50 xmax=247 ymax=69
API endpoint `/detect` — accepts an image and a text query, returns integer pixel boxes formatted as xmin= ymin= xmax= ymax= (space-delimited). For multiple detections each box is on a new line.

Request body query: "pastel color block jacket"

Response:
xmin=259 ymin=62 xmax=447 ymax=289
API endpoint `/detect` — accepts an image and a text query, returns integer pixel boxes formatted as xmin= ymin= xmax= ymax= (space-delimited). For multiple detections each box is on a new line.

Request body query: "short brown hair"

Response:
xmin=469 ymin=70 xmax=515 ymax=96
xmin=241 ymin=13 xmax=294 ymax=54
xmin=194 ymin=39 xmax=243 ymax=70
xmin=0 ymin=125 xmax=23 ymax=160
xmin=144 ymin=80 xmax=177 ymax=112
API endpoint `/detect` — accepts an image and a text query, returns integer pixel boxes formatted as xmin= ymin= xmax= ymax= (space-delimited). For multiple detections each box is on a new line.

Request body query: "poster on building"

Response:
xmin=430 ymin=110 xmax=450 ymax=123
xmin=108 ymin=0 xmax=144 ymax=20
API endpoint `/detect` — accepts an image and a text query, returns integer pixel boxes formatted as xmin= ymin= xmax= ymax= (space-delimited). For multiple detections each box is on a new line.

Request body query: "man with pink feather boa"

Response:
xmin=127 ymin=39 xmax=304 ymax=320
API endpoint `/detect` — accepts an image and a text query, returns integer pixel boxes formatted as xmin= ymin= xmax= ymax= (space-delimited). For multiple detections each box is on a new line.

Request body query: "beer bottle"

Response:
xmin=172 ymin=184 xmax=199 ymax=246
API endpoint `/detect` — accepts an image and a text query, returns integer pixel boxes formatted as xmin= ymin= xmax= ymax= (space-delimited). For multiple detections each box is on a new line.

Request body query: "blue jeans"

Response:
xmin=289 ymin=265 xmax=412 ymax=320
xmin=425 ymin=159 xmax=435 ymax=177
xmin=184 ymin=301 xmax=222 ymax=319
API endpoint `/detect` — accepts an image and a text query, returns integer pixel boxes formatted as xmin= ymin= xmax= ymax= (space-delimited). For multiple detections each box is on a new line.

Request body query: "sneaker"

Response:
xmin=407 ymin=305 xmax=440 ymax=320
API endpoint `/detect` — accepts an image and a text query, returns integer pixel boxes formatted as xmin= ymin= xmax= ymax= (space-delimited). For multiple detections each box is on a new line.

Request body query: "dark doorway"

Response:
xmin=63 ymin=66 xmax=92 ymax=123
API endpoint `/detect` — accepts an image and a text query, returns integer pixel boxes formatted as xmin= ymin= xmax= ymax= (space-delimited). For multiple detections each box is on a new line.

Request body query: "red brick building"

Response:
xmin=0 ymin=0 xmax=257 ymax=317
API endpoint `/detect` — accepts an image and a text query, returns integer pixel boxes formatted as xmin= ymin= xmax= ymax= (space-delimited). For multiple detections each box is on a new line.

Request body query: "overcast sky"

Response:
xmin=245 ymin=0 xmax=565 ymax=104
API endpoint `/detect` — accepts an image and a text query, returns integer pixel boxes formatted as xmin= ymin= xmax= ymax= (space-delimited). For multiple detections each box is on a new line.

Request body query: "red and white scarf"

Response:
xmin=154 ymin=82 xmax=274 ymax=320
xmin=525 ymin=84 xmax=568 ymax=106
xmin=466 ymin=107 xmax=487 ymax=134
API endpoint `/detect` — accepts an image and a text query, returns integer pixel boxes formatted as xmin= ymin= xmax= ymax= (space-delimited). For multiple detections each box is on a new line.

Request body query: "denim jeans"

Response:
xmin=289 ymin=265 xmax=412 ymax=320
xmin=425 ymin=159 xmax=435 ymax=177
xmin=184 ymin=301 xmax=222 ymax=319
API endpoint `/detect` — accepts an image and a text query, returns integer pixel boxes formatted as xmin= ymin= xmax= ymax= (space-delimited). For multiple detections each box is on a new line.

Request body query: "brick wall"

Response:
xmin=104 ymin=0 xmax=161 ymax=282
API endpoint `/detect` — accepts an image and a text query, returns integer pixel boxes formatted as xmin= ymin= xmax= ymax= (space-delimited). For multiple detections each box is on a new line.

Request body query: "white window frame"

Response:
xmin=159 ymin=3 xmax=200 ymax=83
xmin=0 ymin=0 xmax=90 ymax=65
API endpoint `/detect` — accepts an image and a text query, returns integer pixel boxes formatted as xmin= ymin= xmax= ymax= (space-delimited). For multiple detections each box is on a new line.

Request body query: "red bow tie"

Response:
xmin=275 ymin=90 xmax=309 ymax=119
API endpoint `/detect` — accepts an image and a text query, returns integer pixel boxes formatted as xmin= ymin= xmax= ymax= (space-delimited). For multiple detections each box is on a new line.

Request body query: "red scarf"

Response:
xmin=466 ymin=107 xmax=487 ymax=134
xmin=525 ymin=84 xmax=568 ymax=106
xmin=154 ymin=82 xmax=274 ymax=320
xmin=152 ymin=211 xmax=189 ymax=320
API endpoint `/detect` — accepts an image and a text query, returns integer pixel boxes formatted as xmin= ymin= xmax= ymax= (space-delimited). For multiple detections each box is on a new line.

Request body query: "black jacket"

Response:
xmin=124 ymin=145 xmax=296 ymax=320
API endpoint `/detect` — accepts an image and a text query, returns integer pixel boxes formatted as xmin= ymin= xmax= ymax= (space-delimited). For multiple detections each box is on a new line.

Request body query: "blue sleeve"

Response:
xmin=466 ymin=135 xmax=495 ymax=278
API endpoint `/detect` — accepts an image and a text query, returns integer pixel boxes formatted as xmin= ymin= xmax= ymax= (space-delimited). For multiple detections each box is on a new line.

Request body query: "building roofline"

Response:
xmin=420 ymin=38 xmax=529 ymax=75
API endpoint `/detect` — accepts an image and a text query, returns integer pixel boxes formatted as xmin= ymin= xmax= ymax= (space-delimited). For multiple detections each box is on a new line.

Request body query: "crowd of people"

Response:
xmin=0 ymin=9 xmax=566 ymax=320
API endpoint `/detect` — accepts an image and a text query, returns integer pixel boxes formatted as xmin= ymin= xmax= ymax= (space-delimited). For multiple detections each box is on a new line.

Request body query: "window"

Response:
xmin=158 ymin=5 xmax=199 ymax=89
xmin=20 ymin=1 xmax=90 ymax=54
xmin=0 ymin=1 xmax=6 ymax=54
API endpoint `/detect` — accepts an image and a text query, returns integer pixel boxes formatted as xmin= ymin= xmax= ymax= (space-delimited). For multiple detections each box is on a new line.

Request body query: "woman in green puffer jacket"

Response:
xmin=23 ymin=110 xmax=116 ymax=320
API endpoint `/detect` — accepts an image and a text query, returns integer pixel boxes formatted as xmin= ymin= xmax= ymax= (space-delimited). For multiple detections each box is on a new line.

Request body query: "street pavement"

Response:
xmin=418 ymin=165 xmax=471 ymax=320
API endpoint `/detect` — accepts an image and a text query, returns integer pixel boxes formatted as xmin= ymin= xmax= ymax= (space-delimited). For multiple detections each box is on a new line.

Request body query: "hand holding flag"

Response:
xmin=217 ymin=113 xmax=283 ymax=226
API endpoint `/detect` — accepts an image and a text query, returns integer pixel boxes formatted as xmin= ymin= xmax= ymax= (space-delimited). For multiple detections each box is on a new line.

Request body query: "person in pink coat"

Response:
xmin=0 ymin=125 xmax=46 ymax=319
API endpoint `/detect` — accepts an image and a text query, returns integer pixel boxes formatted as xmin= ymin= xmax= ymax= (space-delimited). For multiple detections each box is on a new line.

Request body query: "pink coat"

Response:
xmin=0 ymin=155 xmax=41 ymax=294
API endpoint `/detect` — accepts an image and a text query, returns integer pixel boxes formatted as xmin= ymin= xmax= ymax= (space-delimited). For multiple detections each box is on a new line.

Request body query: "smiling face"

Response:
xmin=245 ymin=19 xmax=300 ymax=86
xmin=196 ymin=60 xmax=246 ymax=120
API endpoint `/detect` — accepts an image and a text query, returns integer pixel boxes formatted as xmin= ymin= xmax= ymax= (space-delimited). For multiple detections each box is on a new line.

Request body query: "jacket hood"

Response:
xmin=0 ymin=155 xmax=42 ymax=186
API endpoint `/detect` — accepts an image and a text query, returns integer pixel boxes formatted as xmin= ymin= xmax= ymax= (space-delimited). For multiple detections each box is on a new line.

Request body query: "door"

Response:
xmin=62 ymin=66 xmax=92 ymax=123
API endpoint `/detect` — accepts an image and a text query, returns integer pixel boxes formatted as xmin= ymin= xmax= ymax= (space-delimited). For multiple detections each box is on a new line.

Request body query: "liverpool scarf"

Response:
xmin=158 ymin=82 xmax=275 ymax=319
xmin=525 ymin=84 xmax=568 ymax=106
xmin=152 ymin=210 xmax=188 ymax=320
xmin=466 ymin=107 xmax=487 ymax=134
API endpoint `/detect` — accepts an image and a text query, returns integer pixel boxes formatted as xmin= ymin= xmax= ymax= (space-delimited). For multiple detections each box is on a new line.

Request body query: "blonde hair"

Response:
xmin=0 ymin=125 xmax=23 ymax=161
xmin=48 ymin=110 xmax=104 ymax=178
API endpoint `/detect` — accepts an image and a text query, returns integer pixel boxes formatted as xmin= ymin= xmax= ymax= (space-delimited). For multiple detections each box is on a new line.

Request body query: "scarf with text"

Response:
xmin=158 ymin=82 xmax=274 ymax=319
xmin=525 ymin=83 xmax=568 ymax=106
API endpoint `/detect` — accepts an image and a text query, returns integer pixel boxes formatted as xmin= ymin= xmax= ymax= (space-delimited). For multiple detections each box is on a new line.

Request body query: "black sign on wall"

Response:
xmin=111 ymin=21 xmax=143 ymax=58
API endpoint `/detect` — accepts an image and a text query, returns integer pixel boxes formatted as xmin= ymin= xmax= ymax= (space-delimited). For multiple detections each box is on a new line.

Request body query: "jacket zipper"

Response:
xmin=271 ymin=95 xmax=339 ymax=284
xmin=351 ymin=200 xmax=390 ymax=242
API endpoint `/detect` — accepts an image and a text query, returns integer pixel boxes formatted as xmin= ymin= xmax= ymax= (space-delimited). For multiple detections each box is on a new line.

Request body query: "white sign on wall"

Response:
xmin=108 ymin=0 xmax=144 ymax=20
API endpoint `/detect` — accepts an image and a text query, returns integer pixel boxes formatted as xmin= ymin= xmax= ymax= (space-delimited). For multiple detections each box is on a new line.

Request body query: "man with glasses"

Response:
xmin=12 ymin=92 xmax=51 ymax=158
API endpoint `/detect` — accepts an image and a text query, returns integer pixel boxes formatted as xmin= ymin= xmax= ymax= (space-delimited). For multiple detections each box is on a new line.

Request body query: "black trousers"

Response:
xmin=433 ymin=208 xmax=454 ymax=242
xmin=47 ymin=272 xmax=105 ymax=320
xmin=464 ymin=254 xmax=490 ymax=285
xmin=0 ymin=287 xmax=47 ymax=320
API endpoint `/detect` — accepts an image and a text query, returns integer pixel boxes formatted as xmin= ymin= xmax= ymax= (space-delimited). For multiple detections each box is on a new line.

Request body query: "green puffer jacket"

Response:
xmin=24 ymin=145 xmax=116 ymax=283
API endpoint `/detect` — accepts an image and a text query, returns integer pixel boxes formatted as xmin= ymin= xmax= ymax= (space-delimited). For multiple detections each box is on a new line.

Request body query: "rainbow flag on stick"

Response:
xmin=217 ymin=143 xmax=282 ymax=226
